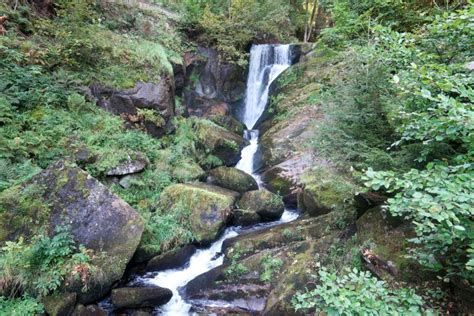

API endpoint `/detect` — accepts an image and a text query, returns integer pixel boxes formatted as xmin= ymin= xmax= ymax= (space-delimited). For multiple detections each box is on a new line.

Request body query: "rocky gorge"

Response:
xmin=1 ymin=1 xmax=472 ymax=315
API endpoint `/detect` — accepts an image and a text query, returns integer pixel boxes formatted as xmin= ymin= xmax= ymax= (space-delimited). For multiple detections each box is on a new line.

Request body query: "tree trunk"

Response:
xmin=307 ymin=0 xmax=318 ymax=41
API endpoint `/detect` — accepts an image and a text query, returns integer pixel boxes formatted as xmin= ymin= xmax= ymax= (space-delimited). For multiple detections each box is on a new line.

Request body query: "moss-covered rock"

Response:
xmin=157 ymin=183 xmax=239 ymax=243
xmin=0 ymin=160 xmax=144 ymax=303
xmin=192 ymin=119 xmax=248 ymax=166
xmin=207 ymin=166 xmax=258 ymax=193
xmin=111 ymin=287 xmax=172 ymax=309
xmin=238 ymin=189 xmax=284 ymax=221
xmin=154 ymin=149 xmax=205 ymax=182
xmin=231 ymin=209 xmax=262 ymax=227
xmin=184 ymin=214 xmax=343 ymax=314
xmin=42 ymin=292 xmax=77 ymax=316
xmin=299 ymin=166 xmax=358 ymax=216
xmin=209 ymin=114 xmax=245 ymax=135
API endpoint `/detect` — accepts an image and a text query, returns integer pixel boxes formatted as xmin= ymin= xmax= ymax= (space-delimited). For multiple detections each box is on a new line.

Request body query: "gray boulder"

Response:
xmin=238 ymin=189 xmax=284 ymax=221
xmin=106 ymin=152 xmax=148 ymax=176
xmin=0 ymin=160 xmax=144 ymax=303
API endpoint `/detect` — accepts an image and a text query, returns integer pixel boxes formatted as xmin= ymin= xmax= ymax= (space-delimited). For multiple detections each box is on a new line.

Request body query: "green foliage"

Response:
xmin=225 ymin=242 xmax=249 ymax=279
xmin=140 ymin=202 xmax=195 ymax=254
xmin=0 ymin=296 xmax=44 ymax=316
xmin=0 ymin=226 xmax=93 ymax=298
xmin=292 ymin=266 xmax=427 ymax=314
xmin=363 ymin=163 xmax=474 ymax=282
xmin=180 ymin=0 xmax=297 ymax=63
xmin=259 ymin=254 xmax=283 ymax=283
xmin=361 ymin=5 xmax=474 ymax=282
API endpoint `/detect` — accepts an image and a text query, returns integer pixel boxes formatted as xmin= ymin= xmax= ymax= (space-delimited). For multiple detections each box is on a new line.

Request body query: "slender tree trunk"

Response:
xmin=307 ymin=0 xmax=318 ymax=41
xmin=303 ymin=0 xmax=310 ymax=42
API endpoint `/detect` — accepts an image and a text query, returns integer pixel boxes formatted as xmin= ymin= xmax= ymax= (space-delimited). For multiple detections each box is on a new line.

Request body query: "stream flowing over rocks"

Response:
xmin=99 ymin=44 xmax=299 ymax=315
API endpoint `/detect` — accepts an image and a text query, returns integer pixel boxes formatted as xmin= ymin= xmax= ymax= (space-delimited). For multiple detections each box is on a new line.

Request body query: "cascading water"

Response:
xmin=127 ymin=45 xmax=295 ymax=315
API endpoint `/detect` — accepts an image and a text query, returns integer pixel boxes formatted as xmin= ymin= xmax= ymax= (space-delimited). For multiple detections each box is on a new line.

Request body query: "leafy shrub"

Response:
xmin=140 ymin=202 xmax=195 ymax=254
xmin=0 ymin=226 xmax=93 ymax=298
xmin=292 ymin=266 xmax=427 ymax=314
xmin=225 ymin=242 xmax=250 ymax=280
xmin=259 ymin=254 xmax=283 ymax=282
xmin=0 ymin=296 xmax=44 ymax=316
xmin=362 ymin=5 xmax=474 ymax=282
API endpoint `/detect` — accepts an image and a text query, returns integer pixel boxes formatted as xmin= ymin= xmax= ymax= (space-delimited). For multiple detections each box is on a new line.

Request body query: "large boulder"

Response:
xmin=192 ymin=119 xmax=248 ymax=166
xmin=111 ymin=287 xmax=173 ymax=309
xmin=92 ymin=78 xmax=175 ymax=138
xmin=207 ymin=167 xmax=258 ymax=193
xmin=260 ymin=152 xmax=315 ymax=204
xmin=42 ymin=292 xmax=77 ymax=316
xmin=238 ymin=189 xmax=284 ymax=221
xmin=157 ymin=183 xmax=239 ymax=243
xmin=0 ymin=160 xmax=144 ymax=303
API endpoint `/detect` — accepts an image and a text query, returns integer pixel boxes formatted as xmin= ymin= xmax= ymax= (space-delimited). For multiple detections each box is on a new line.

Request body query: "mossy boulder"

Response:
xmin=0 ymin=160 xmax=144 ymax=303
xmin=157 ymin=183 xmax=239 ymax=243
xmin=260 ymin=152 xmax=315 ymax=203
xmin=192 ymin=119 xmax=248 ymax=166
xmin=42 ymin=292 xmax=77 ymax=316
xmin=231 ymin=209 xmax=262 ymax=227
xmin=207 ymin=166 xmax=258 ymax=193
xmin=209 ymin=114 xmax=245 ymax=135
xmin=238 ymin=189 xmax=284 ymax=221
xmin=111 ymin=287 xmax=173 ymax=309
xmin=154 ymin=149 xmax=205 ymax=182
xmin=298 ymin=166 xmax=357 ymax=217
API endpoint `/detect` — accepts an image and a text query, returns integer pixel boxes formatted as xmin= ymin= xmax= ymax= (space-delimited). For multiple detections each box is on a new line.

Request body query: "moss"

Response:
xmin=301 ymin=166 xmax=358 ymax=213
xmin=158 ymin=183 xmax=238 ymax=243
xmin=0 ymin=183 xmax=50 ymax=242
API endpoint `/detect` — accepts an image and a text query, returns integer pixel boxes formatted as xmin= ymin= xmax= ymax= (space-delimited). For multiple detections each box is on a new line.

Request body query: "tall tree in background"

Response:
xmin=303 ymin=0 xmax=318 ymax=42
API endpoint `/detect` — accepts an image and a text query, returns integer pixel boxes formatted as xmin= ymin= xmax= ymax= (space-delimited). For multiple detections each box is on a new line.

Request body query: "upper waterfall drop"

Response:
xmin=241 ymin=44 xmax=292 ymax=130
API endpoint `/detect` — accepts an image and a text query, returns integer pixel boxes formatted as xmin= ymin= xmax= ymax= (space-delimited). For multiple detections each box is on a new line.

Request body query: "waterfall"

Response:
xmin=120 ymin=44 xmax=296 ymax=316
xmin=242 ymin=44 xmax=292 ymax=130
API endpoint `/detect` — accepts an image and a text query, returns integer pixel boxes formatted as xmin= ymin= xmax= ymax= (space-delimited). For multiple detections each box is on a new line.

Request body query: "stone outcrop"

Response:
xmin=92 ymin=78 xmax=175 ymax=138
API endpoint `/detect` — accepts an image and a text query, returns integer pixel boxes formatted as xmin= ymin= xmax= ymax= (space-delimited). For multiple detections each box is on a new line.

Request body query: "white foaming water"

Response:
xmin=140 ymin=228 xmax=239 ymax=315
xmin=242 ymin=44 xmax=292 ymax=130
xmin=133 ymin=45 xmax=295 ymax=316
xmin=235 ymin=130 xmax=258 ymax=175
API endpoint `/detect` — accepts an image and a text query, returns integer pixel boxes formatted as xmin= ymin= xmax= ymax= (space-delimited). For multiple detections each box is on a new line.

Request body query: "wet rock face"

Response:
xmin=207 ymin=166 xmax=258 ymax=193
xmin=182 ymin=47 xmax=246 ymax=131
xmin=92 ymin=78 xmax=175 ymax=138
xmin=238 ymin=189 xmax=284 ymax=221
xmin=0 ymin=160 xmax=144 ymax=303
xmin=111 ymin=287 xmax=173 ymax=309
xmin=146 ymin=245 xmax=197 ymax=272
xmin=184 ymin=214 xmax=346 ymax=315
xmin=157 ymin=183 xmax=239 ymax=244
xmin=72 ymin=304 xmax=107 ymax=316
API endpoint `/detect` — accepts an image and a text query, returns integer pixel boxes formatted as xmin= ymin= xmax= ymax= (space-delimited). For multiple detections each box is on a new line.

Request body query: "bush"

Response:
xmin=0 ymin=226 xmax=93 ymax=298
xmin=292 ymin=266 xmax=427 ymax=314
xmin=0 ymin=296 xmax=44 ymax=316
